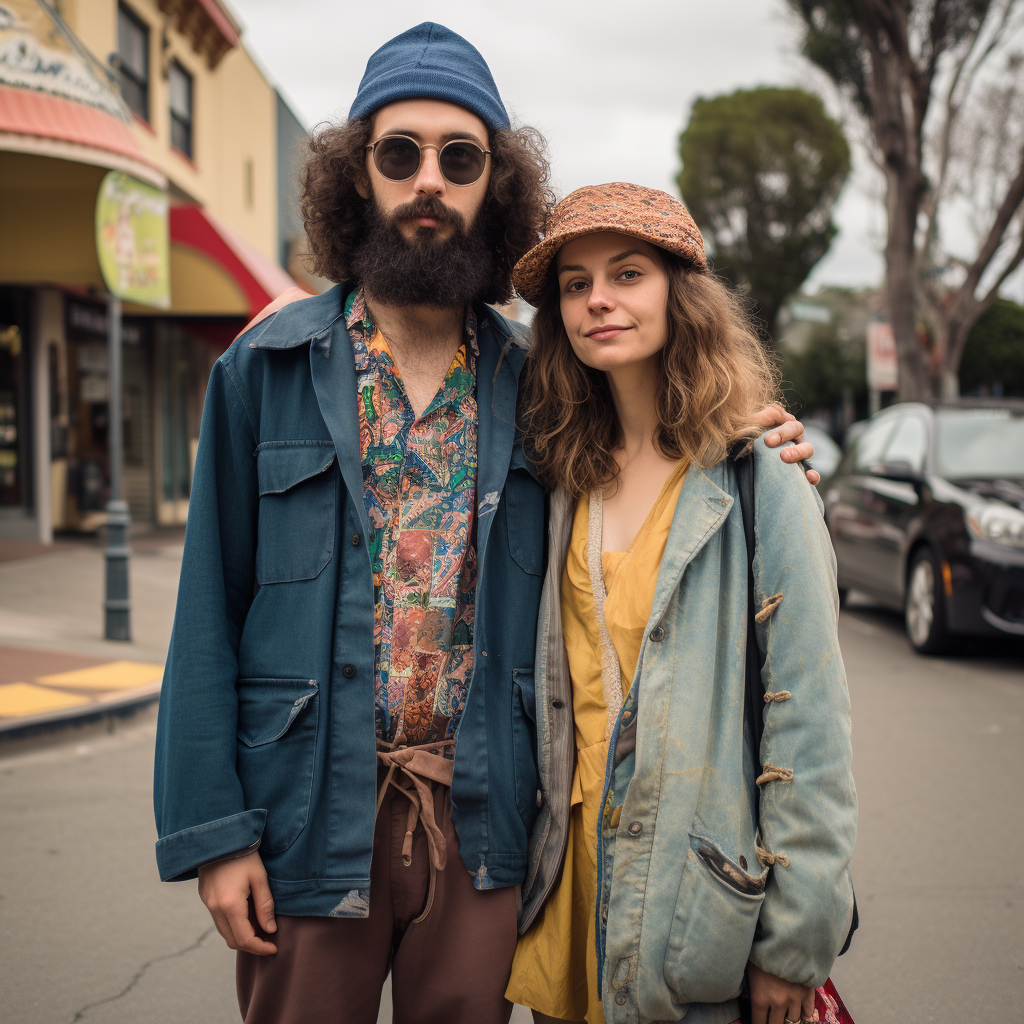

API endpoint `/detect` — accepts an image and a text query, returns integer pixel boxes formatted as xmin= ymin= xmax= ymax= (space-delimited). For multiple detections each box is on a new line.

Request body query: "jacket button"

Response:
xmin=615 ymin=988 xmax=628 ymax=1005
xmin=628 ymin=821 xmax=643 ymax=836
xmin=351 ymin=534 xmax=361 ymax=546
xmin=342 ymin=664 xmax=356 ymax=678
xmin=650 ymin=626 xmax=665 ymax=642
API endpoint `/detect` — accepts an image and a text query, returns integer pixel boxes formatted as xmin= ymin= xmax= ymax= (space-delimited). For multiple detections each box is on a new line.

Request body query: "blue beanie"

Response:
xmin=349 ymin=22 xmax=510 ymax=132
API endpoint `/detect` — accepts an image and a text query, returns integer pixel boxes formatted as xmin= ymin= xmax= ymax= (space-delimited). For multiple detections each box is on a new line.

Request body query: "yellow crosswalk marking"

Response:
xmin=36 ymin=661 xmax=164 ymax=691
xmin=0 ymin=682 xmax=91 ymax=717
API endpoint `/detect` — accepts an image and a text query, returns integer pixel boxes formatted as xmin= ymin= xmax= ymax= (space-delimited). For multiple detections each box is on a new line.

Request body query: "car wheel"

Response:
xmin=905 ymin=548 xmax=952 ymax=654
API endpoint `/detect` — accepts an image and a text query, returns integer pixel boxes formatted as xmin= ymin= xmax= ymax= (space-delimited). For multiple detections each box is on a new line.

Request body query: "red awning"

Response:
xmin=170 ymin=205 xmax=305 ymax=317
xmin=0 ymin=84 xmax=156 ymax=168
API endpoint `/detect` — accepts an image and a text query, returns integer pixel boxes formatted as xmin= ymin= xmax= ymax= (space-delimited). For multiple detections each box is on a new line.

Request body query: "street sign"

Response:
xmin=867 ymin=321 xmax=898 ymax=391
xmin=95 ymin=171 xmax=170 ymax=309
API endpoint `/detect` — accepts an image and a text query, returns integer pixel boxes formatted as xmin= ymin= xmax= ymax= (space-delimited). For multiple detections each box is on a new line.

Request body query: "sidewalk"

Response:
xmin=0 ymin=531 xmax=183 ymax=739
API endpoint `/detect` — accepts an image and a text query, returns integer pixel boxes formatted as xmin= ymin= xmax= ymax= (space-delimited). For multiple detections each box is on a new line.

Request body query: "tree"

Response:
xmin=788 ymin=0 xmax=1024 ymax=400
xmin=677 ymin=87 xmax=851 ymax=340
xmin=958 ymin=296 xmax=1024 ymax=394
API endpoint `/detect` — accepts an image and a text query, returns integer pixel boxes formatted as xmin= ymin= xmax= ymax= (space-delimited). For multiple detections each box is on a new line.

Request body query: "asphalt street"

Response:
xmin=1 ymin=598 xmax=1021 ymax=1024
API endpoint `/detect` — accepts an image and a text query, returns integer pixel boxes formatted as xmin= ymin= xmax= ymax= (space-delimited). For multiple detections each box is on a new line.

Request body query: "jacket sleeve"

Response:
xmin=747 ymin=437 xmax=857 ymax=987
xmin=153 ymin=352 xmax=262 ymax=882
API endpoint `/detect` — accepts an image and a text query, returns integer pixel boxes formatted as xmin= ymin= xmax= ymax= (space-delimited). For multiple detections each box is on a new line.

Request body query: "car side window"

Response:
xmin=883 ymin=416 xmax=928 ymax=472
xmin=854 ymin=416 xmax=898 ymax=472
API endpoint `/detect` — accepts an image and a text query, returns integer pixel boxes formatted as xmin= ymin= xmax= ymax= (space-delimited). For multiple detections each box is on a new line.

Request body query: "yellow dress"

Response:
xmin=507 ymin=462 xmax=688 ymax=1023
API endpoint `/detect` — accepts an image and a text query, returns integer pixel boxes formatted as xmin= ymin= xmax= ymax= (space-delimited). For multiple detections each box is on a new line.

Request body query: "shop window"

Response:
xmin=169 ymin=61 xmax=194 ymax=160
xmin=117 ymin=4 xmax=149 ymax=122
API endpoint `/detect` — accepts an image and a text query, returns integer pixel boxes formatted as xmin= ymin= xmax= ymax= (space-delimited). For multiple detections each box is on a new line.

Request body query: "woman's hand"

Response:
xmin=746 ymin=960 xmax=817 ymax=1024
xmin=754 ymin=404 xmax=821 ymax=486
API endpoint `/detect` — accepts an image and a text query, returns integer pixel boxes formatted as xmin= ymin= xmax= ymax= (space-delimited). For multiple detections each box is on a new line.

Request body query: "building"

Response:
xmin=0 ymin=0 xmax=311 ymax=540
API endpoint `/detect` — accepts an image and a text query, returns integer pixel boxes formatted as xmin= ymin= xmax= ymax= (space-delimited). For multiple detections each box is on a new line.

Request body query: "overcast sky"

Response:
xmin=232 ymin=0 xmax=889 ymax=291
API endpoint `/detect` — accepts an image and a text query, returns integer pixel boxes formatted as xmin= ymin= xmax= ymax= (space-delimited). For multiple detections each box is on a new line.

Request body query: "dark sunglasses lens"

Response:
xmin=374 ymin=138 xmax=420 ymax=180
xmin=440 ymin=142 xmax=486 ymax=185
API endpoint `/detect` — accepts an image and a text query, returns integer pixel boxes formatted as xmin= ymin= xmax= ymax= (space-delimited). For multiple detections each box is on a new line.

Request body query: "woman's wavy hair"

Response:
xmin=519 ymin=255 xmax=782 ymax=497
xmin=300 ymin=117 xmax=554 ymax=305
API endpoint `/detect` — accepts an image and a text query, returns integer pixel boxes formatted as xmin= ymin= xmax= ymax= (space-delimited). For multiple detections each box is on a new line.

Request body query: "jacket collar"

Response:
xmin=647 ymin=462 xmax=734 ymax=629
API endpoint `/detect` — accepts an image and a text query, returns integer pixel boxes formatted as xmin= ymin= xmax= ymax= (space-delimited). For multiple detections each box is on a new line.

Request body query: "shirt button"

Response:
xmin=351 ymin=534 xmax=361 ymax=546
xmin=650 ymin=626 xmax=665 ymax=642
xmin=628 ymin=821 xmax=643 ymax=836
xmin=342 ymin=664 xmax=356 ymax=678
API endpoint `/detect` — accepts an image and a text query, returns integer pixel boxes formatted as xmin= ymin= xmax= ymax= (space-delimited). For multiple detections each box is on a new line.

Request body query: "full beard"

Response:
xmin=350 ymin=196 xmax=498 ymax=309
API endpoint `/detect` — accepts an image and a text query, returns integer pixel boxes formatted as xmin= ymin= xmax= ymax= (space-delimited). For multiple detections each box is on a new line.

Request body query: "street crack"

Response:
xmin=69 ymin=926 xmax=215 ymax=1022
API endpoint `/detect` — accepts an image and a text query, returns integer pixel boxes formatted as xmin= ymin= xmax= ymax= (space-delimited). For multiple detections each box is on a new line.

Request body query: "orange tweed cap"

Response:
xmin=512 ymin=181 xmax=707 ymax=306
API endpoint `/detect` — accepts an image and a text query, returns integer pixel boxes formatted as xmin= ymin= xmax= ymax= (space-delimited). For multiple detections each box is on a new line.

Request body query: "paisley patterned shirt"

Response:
xmin=346 ymin=289 xmax=478 ymax=753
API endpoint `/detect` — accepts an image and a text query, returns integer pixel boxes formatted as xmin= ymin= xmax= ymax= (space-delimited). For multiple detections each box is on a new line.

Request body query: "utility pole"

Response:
xmin=104 ymin=293 xmax=131 ymax=641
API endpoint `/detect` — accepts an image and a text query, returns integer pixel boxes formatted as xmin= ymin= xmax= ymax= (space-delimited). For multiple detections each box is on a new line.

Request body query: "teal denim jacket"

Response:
xmin=521 ymin=437 xmax=857 ymax=1024
xmin=153 ymin=284 xmax=546 ymax=913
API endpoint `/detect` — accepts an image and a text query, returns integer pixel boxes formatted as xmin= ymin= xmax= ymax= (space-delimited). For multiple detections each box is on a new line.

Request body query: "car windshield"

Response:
xmin=935 ymin=408 xmax=1024 ymax=479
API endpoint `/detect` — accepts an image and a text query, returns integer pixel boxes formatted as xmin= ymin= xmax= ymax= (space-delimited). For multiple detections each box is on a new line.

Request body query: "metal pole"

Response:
xmin=104 ymin=293 xmax=131 ymax=641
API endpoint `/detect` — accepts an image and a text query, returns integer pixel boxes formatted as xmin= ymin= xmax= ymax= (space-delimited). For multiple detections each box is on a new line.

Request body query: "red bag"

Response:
xmin=815 ymin=979 xmax=854 ymax=1023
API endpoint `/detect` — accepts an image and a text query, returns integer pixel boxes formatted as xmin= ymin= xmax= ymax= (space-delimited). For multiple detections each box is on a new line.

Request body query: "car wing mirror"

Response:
xmin=871 ymin=460 xmax=924 ymax=484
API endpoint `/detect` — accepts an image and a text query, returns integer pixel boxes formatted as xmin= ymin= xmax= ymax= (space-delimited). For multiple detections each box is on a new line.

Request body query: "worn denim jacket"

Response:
xmin=153 ymin=284 xmax=546 ymax=915
xmin=521 ymin=437 xmax=857 ymax=1024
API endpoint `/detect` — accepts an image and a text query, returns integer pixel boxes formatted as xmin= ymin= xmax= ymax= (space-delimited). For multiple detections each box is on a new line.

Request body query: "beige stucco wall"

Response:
xmin=66 ymin=0 xmax=279 ymax=261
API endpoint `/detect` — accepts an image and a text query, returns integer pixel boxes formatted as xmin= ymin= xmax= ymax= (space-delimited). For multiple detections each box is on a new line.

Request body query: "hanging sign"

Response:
xmin=95 ymin=171 xmax=170 ymax=308
xmin=866 ymin=321 xmax=898 ymax=391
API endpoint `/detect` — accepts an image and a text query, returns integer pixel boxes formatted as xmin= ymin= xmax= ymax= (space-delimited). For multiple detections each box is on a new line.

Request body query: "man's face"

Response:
xmin=362 ymin=99 xmax=491 ymax=241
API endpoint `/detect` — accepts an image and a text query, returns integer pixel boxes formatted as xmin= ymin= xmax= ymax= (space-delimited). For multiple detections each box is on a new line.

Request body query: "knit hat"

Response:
xmin=349 ymin=23 xmax=510 ymax=132
xmin=513 ymin=182 xmax=708 ymax=306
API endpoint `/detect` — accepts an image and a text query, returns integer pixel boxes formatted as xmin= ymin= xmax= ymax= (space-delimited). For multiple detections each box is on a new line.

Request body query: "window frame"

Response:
xmin=116 ymin=3 xmax=150 ymax=123
xmin=168 ymin=59 xmax=195 ymax=161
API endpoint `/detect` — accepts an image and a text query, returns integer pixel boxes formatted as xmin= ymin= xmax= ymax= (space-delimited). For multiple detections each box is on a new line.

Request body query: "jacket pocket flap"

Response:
xmin=689 ymin=833 xmax=767 ymax=895
xmin=256 ymin=444 xmax=336 ymax=496
xmin=237 ymin=677 xmax=318 ymax=747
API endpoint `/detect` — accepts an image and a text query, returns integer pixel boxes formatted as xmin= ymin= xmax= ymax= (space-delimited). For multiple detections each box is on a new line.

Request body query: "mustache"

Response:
xmin=388 ymin=197 xmax=466 ymax=232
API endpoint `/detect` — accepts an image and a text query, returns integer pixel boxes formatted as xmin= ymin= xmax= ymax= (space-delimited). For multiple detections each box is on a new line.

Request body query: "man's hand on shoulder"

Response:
xmin=198 ymin=851 xmax=278 ymax=955
xmin=753 ymin=403 xmax=820 ymax=486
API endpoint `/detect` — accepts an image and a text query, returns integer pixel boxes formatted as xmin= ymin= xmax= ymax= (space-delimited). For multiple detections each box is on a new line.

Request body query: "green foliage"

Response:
xmin=786 ymin=0 xmax=872 ymax=116
xmin=787 ymin=0 xmax=992 ymax=119
xmin=678 ymin=87 xmax=851 ymax=339
xmin=959 ymin=298 xmax=1024 ymax=396
xmin=781 ymin=324 xmax=867 ymax=417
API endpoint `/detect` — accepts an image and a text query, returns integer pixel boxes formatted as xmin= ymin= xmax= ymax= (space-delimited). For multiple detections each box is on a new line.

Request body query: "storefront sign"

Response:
xmin=866 ymin=321 xmax=898 ymax=391
xmin=95 ymin=171 xmax=170 ymax=308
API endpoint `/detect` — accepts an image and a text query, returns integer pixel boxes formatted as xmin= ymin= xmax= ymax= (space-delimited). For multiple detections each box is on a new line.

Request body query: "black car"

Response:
xmin=822 ymin=400 xmax=1024 ymax=654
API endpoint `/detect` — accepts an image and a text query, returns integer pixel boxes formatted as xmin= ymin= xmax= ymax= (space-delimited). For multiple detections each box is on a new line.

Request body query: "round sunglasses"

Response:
xmin=366 ymin=135 xmax=492 ymax=186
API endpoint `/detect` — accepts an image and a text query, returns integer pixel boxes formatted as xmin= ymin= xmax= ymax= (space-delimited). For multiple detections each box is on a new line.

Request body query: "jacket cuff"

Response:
xmin=156 ymin=809 xmax=267 ymax=882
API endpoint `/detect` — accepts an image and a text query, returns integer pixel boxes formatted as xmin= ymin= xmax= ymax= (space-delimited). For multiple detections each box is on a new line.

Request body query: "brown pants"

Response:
xmin=236 ymin=779 xmax=518 ymax=1024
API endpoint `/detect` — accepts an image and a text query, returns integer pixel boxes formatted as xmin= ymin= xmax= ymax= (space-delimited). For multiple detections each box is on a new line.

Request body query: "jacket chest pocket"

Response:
xmin=505 ymin=446 xmax=545 ymax=577
xmin=256 ymin=442 xmax=337 ymax=585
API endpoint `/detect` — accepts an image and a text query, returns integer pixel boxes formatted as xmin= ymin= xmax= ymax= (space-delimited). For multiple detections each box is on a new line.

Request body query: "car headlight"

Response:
xmin=966 ymin=503 xmax=1024 ymax=550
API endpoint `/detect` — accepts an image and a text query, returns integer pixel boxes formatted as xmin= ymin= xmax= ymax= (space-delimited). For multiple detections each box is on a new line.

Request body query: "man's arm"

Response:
xmin=153 ymin=355 xmax=263 ymax=881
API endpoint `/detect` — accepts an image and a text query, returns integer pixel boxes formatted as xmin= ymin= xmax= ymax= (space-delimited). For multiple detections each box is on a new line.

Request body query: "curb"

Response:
xmin=0 ymin=682 xmax=161 ymax=746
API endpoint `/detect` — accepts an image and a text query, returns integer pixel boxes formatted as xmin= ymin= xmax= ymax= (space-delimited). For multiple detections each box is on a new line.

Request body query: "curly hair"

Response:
xmin=300 ymin=118 xmax=554 ymax=304
xmin=519 ymin=257 xmax=782 ymax=497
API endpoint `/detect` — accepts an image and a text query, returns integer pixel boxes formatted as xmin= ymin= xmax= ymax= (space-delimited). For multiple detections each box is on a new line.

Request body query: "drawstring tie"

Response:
xmin=375 ymin=735 xmax=456 ymax=924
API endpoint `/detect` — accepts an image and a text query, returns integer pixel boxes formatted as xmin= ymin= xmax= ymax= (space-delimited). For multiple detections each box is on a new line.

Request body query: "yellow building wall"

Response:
xmin=64 ymin=0 xmax=279 ymax=262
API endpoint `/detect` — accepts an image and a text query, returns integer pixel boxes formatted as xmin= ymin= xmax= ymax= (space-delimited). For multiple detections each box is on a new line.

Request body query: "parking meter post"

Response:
xmin=104 ymin=293 xmax=131 ymax=642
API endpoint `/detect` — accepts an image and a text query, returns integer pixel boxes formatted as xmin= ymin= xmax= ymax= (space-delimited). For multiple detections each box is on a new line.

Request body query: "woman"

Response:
xmin=505 ymin=183 xmax=856 ymax=1024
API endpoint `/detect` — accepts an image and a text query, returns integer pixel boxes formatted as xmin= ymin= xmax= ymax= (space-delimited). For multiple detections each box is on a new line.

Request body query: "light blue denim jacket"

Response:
xmin=519 ymin=437 xmax=857 ymax=1024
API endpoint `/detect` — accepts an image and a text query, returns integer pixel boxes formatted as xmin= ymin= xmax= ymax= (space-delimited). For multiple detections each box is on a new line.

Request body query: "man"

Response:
xmin=153 ymin=22 xmax=816 ymax=1024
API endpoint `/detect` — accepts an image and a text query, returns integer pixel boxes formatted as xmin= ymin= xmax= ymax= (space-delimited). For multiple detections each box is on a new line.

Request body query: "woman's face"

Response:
xmin=556 ymin=232 xmax=671 ymax=374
